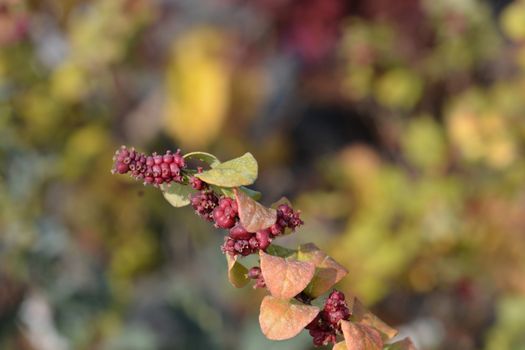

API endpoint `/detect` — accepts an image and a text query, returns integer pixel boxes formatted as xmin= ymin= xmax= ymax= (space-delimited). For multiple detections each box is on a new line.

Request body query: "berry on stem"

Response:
xmin=190 ymin=190 xmax=219 ymax=221
xmin=305 ymin=290 xmax=351 ymax=347
xmin=111 ymin=146 xmax=402 ymax=348
xmin=248 ymin=266 xmax=266 ymax=289
xmin=213 ymin=197 xmax=238 ymax=229
xmin=112 ymin=146 xmax=186 ymax=186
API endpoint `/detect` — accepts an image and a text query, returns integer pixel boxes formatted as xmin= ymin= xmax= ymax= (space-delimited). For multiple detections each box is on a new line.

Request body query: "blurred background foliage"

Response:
xmin=1 ymin=0 xmax=525 ymax=349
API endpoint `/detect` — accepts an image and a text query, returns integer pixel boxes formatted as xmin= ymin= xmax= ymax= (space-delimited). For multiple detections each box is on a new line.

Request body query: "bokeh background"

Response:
xmin=1 ymin=0 xmax=525 ymax=349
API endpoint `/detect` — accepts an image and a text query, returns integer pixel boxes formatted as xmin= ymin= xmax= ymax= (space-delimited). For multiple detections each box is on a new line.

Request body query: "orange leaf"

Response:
xmin=226 ymin=254 xmax=249 ymax=288
xmin=351 ymin=298 xmax=398 ymax=340
xmin=260 ymin=251 xmax=316 ymax=299
xmin=298 ymin=243 xmax=348 ymax=298
xmin=259 ymin=296 xmax=319 ymax=340
xmin=341 ymin=320 xmax=383 ymax=350
xmin=235 ymin=188 xmax=277 ymax=232
xmin=386 ymin=337 xmax=417 ymax=350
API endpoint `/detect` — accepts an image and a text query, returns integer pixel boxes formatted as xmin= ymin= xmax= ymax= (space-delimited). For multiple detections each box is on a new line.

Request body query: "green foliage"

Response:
xmin=195 ymin=153 xmax=258 ymax=187
xmin=485 ymin=296 xmax=525 ymax=350
xmin=183 ymin=151 xmax=222 ymax=168
xmin=226 ymin=254 xmax=250 ymax=288
xmin=161 ymin=182 xmax=195 ymax=207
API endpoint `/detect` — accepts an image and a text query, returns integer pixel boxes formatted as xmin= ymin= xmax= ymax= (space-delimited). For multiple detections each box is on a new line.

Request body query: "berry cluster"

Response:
xmin=221 ymin=226 xmax=273 ymax=256
xmin=111 ymin=147 xmax=396 ymax=349
xmin=112 ymin=146 xmax=186 ymax=186
xmin=220 ymin=204 xmax=301 ymax=257
xmin=270 ymin=204 xmax=304 ymax=236
xmin=213 ymin=197 xmax=238 ymax=229
xmin=190 ymin=190 xmax=219 ymax=221
xmin=306 ymin=290 xmax=351 ymax=346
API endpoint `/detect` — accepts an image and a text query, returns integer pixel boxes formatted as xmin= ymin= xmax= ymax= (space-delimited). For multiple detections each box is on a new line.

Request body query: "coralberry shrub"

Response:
xmin=112 ymin=146 xmax=416 ymax=350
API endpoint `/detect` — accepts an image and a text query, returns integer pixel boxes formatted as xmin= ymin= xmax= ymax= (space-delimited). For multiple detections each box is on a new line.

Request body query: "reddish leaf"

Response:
xmin=260 ymin=251 xmax=316 ymax=299
xmin=235 ymin=188 xmax=277 ymax=232
xmin=341 ymin=320 xmax=383 ymax=350
xmin=259 ymin=296 xmax=319 ymax=340
xmin=351 ymin=298 xmax=398 ymax=340
xmin=386 ymin=338 xmax=417 ymax=350
xmin=226 ymin=254 xmax=249 ymax=288
xmin=297 ymin=243 xmax=348 ymax=298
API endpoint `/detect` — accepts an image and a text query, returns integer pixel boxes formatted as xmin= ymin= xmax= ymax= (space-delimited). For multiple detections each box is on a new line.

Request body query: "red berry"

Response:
xmin=248 ymin=267 xmax=261 ymax=279
xmin=190 ymin=176 xmax=206 ymax=190
xmin=116 ymin=162 xmax=129 ymax=174
xmin=256 ymin=229 xmax=272 ymax=250
xmin=270 ymin=223 xmax=284 ymax=236
xmin=229 ymin=224 xmax=252 ymax=240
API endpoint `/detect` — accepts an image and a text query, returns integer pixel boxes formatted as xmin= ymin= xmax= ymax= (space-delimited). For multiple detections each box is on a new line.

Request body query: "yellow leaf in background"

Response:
xmin=62 ymin=125 xmax=109 ymax=178
xmin=342 ymin=65 xmax=373 ymax=100
xmin=402 ymin=116 xmax=446 ymax=172
xmin=517 ymin=48 xmax=525 ymax=71
xmin=447 ymin=109 xmax=484 ymax=162
xmin=374 ymin=68 xmax=423 ymax=110
xmin=500 ymin=0 xmax=525 ymax=41
xmin=164 ymin=27 xmax=231 ymax=149
xmin=481 ymin=113 xmax=516 ymax=169
xmin=51 ymin=61 xmax=88 ymax=102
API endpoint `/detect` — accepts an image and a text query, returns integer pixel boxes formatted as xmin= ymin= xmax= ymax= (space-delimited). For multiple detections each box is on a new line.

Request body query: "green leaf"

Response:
xmin=183 ymin=151 xmax=221 ymax=167
xmin=259 ymin=296 xmax=319 ymax=340
xmin=266 ymin=244 xmax=297 ymax=258
xmin=239 ymin=186 xmax=262 ymax=201
xmin=161 ymin=183 xmax=195 ymax=207
xmin=297 ymin=243 xmax=348 ymax=298
xmin=226 ymin=254 xmax=249 ymax=288
xmin=195 ymin=152 xmax=258 ymax=187
xmin=217 ymin=186 xmax=262 ymax=201
xmin=260 ymin=251 xmax=316 ymax=299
